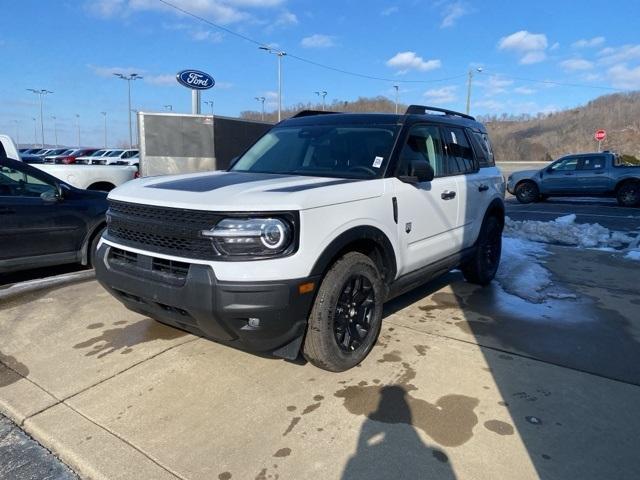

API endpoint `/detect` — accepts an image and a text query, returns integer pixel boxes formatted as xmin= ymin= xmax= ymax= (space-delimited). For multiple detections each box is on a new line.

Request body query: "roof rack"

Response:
xmin=292 ymin=110 xmax=339 ymax=118
xmin=405 ymin=105 xmax=475 ymax=121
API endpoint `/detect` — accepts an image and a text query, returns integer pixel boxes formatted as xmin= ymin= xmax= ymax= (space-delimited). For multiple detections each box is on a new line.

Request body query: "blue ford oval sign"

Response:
xmin=176 ymin=70 xmax=215 ymax=90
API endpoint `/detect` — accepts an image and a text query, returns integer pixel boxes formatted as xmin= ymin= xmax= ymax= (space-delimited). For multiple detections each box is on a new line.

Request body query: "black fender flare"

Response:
xmin=309 ymin=225 xmax=398 ymax=282
xmin=80 ymin=220 xmax=106 ymax=265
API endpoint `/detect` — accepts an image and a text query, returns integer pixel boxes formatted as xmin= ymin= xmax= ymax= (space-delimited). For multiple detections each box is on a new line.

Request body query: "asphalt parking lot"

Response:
xmin=1 ymin=229 xmax=640 ymax=479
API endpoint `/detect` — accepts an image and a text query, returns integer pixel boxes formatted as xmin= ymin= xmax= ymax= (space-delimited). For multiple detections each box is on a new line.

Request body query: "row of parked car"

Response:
xmin=19 ymin=147 xmax=139 ymax=166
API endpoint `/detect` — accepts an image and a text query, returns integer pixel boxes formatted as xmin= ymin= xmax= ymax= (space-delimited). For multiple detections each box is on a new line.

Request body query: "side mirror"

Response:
xmin=41 ymin=188 xmax=60 ymax=203
xmin=398 ymin=160 xmax=435 ymax=184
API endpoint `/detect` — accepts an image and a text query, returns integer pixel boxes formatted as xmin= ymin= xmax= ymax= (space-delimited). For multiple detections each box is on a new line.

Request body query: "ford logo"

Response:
xmin=176 ymin=70 xmax=215 ymax=90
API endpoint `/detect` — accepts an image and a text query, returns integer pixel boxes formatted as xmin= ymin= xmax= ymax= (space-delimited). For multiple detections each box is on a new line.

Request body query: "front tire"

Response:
xmin=303 ymin=252 xmax=384 ymax=372
xmin=88 ymin=227 xmax=105 ymax=268
xmin=617 ymin=182 xmax=640 ymax=207
xmin=462 ymin=216 xmax=503 ymax=286
xmin=515 ymin=181 xmax=539 ymax=204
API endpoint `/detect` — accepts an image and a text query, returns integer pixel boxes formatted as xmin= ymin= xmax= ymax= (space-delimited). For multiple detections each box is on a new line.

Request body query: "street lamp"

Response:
xmin=101 ymin=112 xmax=107 ymax=148
xmin=314 ymin=91 xmax=328 ymax=111
xmin=259 ymin=46 xmax=286 ymax=121
xmin=13 ymin=120 xmax=20 ymax=146
xmin=204 ymin=100 xmax=214 ymax=116
xmin=51 ymin=116 xmax=58 ymax=147
xmin=254 ymin=96 xmax=266 ymax=121
xmin=130 ymin=109 xmax=139 ymax=147
xmin=75 ymin=114 xmax=81 ymax=146
xmin=32 ymin=118 xmax=37 ymax=145
xmin=114 ymin=73 xmax=143 ymax=148
xmin=393 ymin=85 xmax=399 ymax=114
xmin=466 ymin=67 xmax=483 ymax=115
xmin=164 ymin=104 xmax=173 ymax=111
xmin=26 ymin=88 xmax=53 ymax=148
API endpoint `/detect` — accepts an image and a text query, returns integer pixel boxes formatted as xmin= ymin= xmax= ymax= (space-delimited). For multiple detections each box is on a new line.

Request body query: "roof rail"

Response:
xmin=292 ymin=110 xmax=339 ymax=118
xmin=405 ymin=105 xmax=475 ymax=121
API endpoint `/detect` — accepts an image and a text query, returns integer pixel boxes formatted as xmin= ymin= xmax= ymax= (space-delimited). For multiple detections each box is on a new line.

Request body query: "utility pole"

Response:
xmin=254 ymin=96 xmax=266 ymax=121
xmin=101 ymin=112 xmax=107 ymax=148
xmin=393 ymin=85 xmax=399 ymax=114
xmin=114 ymin=73 xmax=142 ymax=148
xmin=466 ymin=67 xmax=483 ymax=115
xmin=32 ymin=118 xmax=37 ymax=145
xmin=51 ymin=116 xmax=58 ymax=147
xmin=27 ymin=88 xmax=53 ymax=148
xmin=314 ymin=91 xmax=328 ymax=111
xmin=164 ymin=104 xmax=173 ymax=111
xmin=204 ymin=100 xmax=214 ymax=116
xmin=75 ymin=114 xmax=81 ymax=146
xmin=259 ymin=46 xmax=286 ymax=121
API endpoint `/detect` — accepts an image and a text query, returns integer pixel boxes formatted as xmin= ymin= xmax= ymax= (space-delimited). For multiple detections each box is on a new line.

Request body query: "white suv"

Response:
xmin=95 ymin=106 xmax=505 ymax=371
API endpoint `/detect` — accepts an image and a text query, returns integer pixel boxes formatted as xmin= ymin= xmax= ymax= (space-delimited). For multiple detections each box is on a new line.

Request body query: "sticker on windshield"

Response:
xmin=372 ymin=156 xmax=384 ymax=168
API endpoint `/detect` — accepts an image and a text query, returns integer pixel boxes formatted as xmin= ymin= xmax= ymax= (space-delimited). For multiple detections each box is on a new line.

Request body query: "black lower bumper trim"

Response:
xmin=95 ymin=243 xmax=319 ymax=354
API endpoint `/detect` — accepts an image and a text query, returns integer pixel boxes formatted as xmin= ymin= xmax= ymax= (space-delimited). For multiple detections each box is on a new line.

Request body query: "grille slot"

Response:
xmin=152 ymin=257 xmax=190 ymax=278
xmin=106 ymin=200 xmax=223 ymax=260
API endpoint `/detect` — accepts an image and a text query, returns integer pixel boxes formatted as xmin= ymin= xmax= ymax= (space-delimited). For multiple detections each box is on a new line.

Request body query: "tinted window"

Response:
xmin=397 ymin=125 xmax=446 ymax=177
xmin=470 ymin=131 xmax=495 ymax=167
xmin=551 ymin=157 xmax=578 ymax=171
xmin=578 ymin=156 xmax=605 ymax=170
xmin=0 ymin=165 xmax=56 ymax=197
xmin=442 ymin=127 xmax=477 ymax=174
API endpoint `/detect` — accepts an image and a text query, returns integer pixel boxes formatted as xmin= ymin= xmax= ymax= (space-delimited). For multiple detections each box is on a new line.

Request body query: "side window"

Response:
xmin=397 ymin=125 xmax=446 ymax=177
xmin=578 ymin=156 xmax=605 ymax=170
xmin=0 ymin=165 xmax=56 ymax=197
xmin=470 ymin=131 xmax=495 ymax=167
xmin=442 ymin=127 xmax=477 ymax=175
xmin=551 ymin=157 xmax=578 ymax=171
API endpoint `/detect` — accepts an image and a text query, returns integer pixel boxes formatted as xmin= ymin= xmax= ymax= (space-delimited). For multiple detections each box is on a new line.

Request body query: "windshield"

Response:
xmin=230 ymin=124 xmax=399 ymax=179
xmin=107 ymin=150 xmax=124 ymax=157
xmin=91 ymin=150 xmax=107 ymax=157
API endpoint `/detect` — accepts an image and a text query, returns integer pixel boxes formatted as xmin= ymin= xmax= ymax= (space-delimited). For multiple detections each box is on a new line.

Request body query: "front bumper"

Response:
xmin=94 ymin=243 xmax=319 ymax=355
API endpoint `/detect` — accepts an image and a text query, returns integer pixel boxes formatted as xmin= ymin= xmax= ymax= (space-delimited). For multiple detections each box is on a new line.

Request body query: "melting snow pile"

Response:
xmin=496 ymin=237 xmax=552 ymax=303
xmin=504 ymin=214 xmax=638 ymax=249
xmin=625 ymin=250 xmax=640 ymax=261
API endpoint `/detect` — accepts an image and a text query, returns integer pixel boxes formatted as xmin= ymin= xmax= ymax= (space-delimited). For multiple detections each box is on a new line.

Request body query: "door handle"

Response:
xmin=478 ymin=184 xmax=489 ymax=192
xmin=441 ymin=190 xmax=456 ymax=200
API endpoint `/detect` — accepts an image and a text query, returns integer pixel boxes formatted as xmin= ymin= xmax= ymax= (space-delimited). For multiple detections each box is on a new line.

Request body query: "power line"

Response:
xmin=490 ymin=73 xmax=621 ymax=92
xmin=156 ymin=0 xmax=466 ymax=84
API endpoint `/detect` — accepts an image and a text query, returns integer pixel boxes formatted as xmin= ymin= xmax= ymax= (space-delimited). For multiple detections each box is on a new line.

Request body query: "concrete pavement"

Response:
xmin=1 ymin=248 xmax=640 ymax=479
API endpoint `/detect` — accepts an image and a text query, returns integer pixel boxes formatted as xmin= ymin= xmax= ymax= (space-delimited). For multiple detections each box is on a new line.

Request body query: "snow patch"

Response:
xmin=625 ymin=250 xmax=640 ymax=261
xmin=496 ymin=237 xmax=552 ymax=303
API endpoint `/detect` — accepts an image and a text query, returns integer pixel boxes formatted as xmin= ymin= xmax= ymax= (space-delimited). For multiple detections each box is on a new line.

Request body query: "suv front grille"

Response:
xmin=106 ymin=201 xmax=223 ymax=260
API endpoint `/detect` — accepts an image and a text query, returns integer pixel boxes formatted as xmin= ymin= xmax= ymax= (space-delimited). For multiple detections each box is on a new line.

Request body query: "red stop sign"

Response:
xmin=595 ymin=129 xmax=607 ymax=141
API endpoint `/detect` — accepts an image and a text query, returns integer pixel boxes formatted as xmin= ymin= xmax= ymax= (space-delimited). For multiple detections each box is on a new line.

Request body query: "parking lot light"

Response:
xmin=314 ymin=91 xmax=328 ymax=111
xmin=26 ymin=88 xmax=53 ymax=148
xmin=114 ymin=73 xmax=143 ymax=148
xmin=51 ymin=116 xmax=58 ymax=147
xmin=101 ymin=112 xmax=107 ymax=148
xmin=254 ymin=96 xmax=266 ymax=120
xmin=259 ymin=46 xmax=286 ymax=121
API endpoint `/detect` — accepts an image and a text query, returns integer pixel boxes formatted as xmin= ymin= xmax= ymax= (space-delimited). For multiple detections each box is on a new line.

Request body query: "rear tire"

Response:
xmin=515 ymin=181 xmax=539 ymax=204
xmin=88 ymin=227 xmax=105 ymax=268
xmin=462 ymin=216 xmax=503 ymax=286
xmin=616 ymin=182 xmax=640 ymax=207
xmin=303 ymin=252 xmax=384 ymax=372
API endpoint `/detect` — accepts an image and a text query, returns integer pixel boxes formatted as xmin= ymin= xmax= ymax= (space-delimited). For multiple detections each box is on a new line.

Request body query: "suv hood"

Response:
xmin=108 ymin=171 xmax=385 ymax=211
xmin=509 ymin=169 xmax=541 ymax=181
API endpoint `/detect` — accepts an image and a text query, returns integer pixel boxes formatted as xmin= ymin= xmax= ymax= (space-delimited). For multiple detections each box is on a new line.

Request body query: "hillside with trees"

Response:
xmin=240 ymin=92 xmax=640 ymax=162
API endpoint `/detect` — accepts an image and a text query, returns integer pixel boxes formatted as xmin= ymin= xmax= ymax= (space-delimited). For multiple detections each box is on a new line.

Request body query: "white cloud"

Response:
xmin=423 ymin=86 xmax=457 ymax=104
xmin=145 ymin=74 xmax=177 ymax=86
xmin=498 ymin=30 xmax=548 ymax=64
xmin=514 ymin=86 xmax=535 ymax=95
xmin=190 ymin=29 xmax=224 ymax=43
xmin=560 ymin=58 xmax=594 ymax=71
xmin=386 ymin=51 xmax=441 ymax=74
xmin=572 ymin=36 xmax=605 ymax=48
xmin=597 ymin=44 xmax=640 ymax=64
xmin=440 ymin=1 xmax=471 ymax=28
xmin=273 ymin=10 xmax=298 ymax=26
xmin=89 ymin=64 xmax=142 ymax=77
xmin=549 ymin=42 xmax=560 ymax=51
xmin=607 ymin=64 xmax=640 ymax=89
xmin=300 ymin=34 xmax=335 ymax=48
xmin=381 ymin=6 xmax=398 ymax=16
xmin=479 ymin=75 xmax=514 ymax=96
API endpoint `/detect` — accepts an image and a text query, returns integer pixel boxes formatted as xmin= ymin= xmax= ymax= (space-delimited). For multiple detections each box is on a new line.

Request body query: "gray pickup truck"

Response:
xmin=507 ymin=152 xmax=640 ymax=206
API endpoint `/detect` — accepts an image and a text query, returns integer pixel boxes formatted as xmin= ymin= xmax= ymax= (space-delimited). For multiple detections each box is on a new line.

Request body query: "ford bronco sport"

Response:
xmin=95 ymin=106 xmax=505 ymax=371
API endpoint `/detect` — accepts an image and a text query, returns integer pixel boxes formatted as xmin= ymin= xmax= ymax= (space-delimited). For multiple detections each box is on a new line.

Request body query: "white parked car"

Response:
xmin=95 ymin=107 xmax=505 ymax=371
xmin=91 ymin=149 xmax=139 ymax=165
xmin=75 ymin=149 xmax=113 ymax=164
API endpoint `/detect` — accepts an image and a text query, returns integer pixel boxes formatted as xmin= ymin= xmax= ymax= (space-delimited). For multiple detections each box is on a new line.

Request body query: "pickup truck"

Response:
xmin=507 ymin=152 xmax=640 ymax=206
xmin=33 ymin=164 xmax=138 ymax=191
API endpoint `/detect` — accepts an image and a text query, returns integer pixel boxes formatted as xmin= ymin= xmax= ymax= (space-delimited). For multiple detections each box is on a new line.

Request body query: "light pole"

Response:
xmin=254 ymin=97 xmax=266 ymax=121
xmin=130 ymin=109 xmax=139 ymax=147
xmin=114 ymin=73 xmax=142 ymax=148
xmin=393 ymin=85 xmax=399 ymax=114
xmin=101 ymin=112 xmax=107 ymax=148
xmin=51 ymin=116 xmax=58 ymax=147
xmin=32 ymin=118 xmax=37 ymax=145
xmin=466 ymin=67 xmax=483 ymax=115
xmin=75 ymin=114 xmax=81 ymax=146
xmin=13 ymin=120 xmax=19 ymax=146
xmin=259 ymin=46 xmax=286 ymax=121
xmin=26 ymin=88 xmax=53 ymax=148
xmin=314 ymin=91 xmax=328 ymax=111
xmin=164 ymin=104 xmax=173 ymax=111
xmin=204 ymin=100 xmax=214 ymax=116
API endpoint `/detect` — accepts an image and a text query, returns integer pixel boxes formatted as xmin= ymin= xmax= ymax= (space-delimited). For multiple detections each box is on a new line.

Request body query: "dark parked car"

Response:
xmin=0 ymin=157 xmax=108 ymax=273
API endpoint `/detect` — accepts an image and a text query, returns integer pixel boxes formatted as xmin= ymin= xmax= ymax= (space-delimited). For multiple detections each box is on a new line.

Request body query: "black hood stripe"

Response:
xmin=266 ymin=179 xmax=361 ymax=192
xmin=146 ymin=172 xmax=290 ymax=192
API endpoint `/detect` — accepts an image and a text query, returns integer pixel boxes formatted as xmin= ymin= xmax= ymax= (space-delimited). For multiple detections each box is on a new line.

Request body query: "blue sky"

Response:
xmin=1 ymin=0 xmax=639 ymax=147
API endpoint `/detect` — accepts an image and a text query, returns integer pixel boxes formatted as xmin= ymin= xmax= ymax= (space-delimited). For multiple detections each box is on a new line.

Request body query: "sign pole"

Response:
xmin=192 ymin=90 xmax=201 ymax=115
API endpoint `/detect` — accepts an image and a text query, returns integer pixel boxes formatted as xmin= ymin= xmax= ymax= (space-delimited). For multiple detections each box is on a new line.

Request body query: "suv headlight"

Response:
xmin=202 ymin=217 xmax=293 ymax=257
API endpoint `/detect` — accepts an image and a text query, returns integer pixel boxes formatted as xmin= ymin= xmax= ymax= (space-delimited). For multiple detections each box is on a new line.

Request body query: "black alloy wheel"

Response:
xmin=333 ymin=275 xmax=375 ymax=352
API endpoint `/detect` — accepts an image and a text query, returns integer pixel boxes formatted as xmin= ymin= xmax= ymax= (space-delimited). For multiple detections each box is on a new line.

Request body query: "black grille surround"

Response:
xmin=105 ymin=200 xmax=299 ymax=261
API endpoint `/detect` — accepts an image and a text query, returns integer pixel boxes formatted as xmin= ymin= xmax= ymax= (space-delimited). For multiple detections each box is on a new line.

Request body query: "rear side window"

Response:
xmin=469 ymin=131 xmax=495 ymax=167
xmin=578 ymin=156 xmax=605 ymax=170
xmin=442 ymin=127 xmax=477 ymax=175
